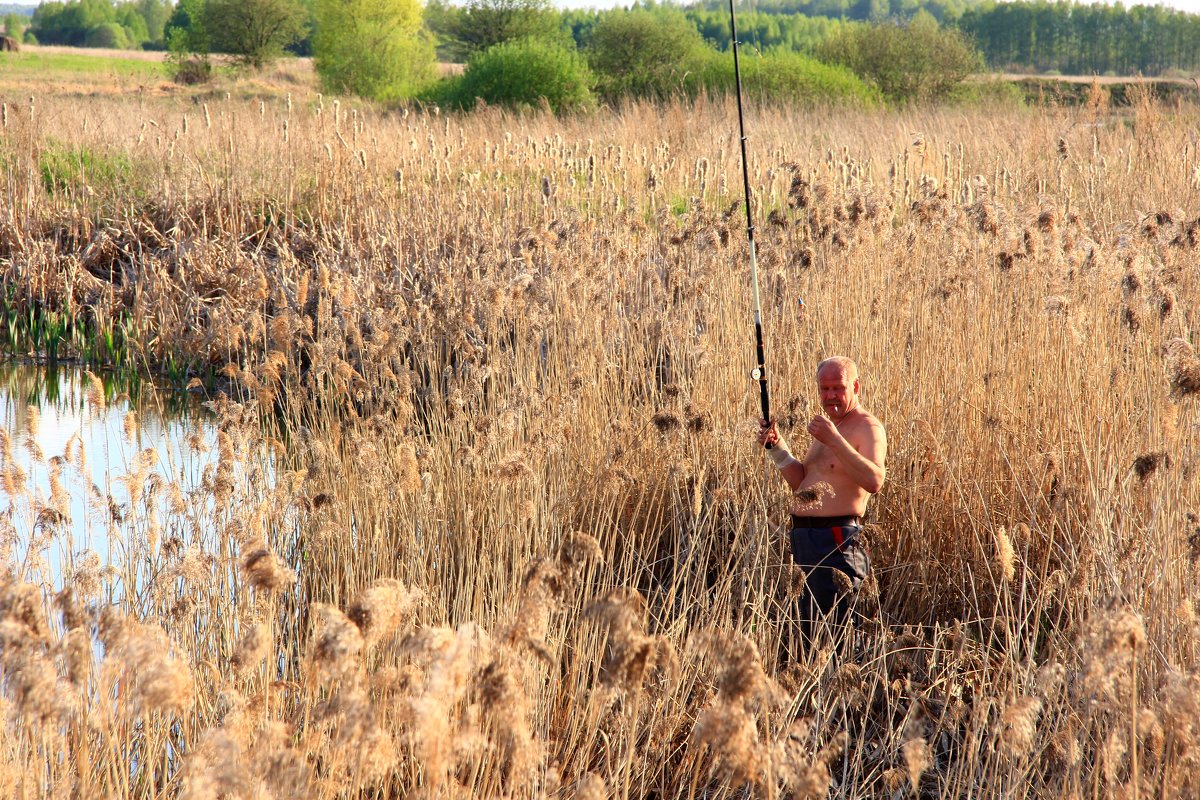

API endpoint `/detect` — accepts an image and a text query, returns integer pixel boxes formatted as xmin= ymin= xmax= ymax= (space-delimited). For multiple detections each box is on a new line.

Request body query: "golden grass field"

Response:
xmin=1 ymin=68 xmax=1199 ymax=798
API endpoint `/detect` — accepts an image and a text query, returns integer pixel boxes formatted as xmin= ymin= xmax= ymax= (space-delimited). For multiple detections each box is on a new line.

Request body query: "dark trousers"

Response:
xmin=788 ymin=520 xmax=871 ymax=643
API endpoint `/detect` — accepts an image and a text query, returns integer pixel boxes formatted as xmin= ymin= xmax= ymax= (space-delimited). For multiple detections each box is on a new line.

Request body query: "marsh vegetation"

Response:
xmin=0 ymin=87 xmax=1198 ymax=797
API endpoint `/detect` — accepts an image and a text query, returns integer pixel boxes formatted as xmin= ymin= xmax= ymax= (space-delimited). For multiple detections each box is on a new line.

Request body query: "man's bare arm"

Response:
xmin=779 ymin=456 xmax=807 ymax=491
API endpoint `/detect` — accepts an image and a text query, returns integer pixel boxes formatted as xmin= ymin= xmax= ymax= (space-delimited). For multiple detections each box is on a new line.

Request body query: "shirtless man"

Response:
xmin=757 ymin=356 xmax=887 ymax=635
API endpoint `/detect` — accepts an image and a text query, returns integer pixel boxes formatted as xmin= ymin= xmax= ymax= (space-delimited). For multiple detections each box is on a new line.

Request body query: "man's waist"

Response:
xmin=790 ymin=514 xmax=861 ymax=529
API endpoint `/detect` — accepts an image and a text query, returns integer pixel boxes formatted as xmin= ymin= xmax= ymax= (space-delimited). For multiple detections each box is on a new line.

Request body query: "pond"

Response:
xmin=1 ymin=362 xmax=222 ymax=593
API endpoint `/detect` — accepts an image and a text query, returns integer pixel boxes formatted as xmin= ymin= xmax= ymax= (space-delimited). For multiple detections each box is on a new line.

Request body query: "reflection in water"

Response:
xmin=0 ymin=363 xmax=221 ymax=592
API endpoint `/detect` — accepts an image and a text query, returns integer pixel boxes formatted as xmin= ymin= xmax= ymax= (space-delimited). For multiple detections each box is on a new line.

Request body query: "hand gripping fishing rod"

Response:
xmin=727 ymin=0 xmax=772 ymax=445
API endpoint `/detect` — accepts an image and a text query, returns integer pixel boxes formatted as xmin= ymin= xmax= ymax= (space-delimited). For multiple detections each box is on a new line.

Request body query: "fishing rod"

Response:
xmin=727 ymin=0 xmax=772 ymax=445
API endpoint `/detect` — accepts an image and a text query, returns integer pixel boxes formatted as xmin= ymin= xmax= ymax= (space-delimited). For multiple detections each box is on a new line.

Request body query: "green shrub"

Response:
xmin=586 ymin=8 xmax=709 ymax=102
xmin=85 ymin=21 xmax=129 ymax=49
xmin=446 ymin=37 xmax=593 ymax=112
xmin=205 ymin=0 xmax=307 ymax=69
xmin=432 ymin=0 xmax=564 ymax=62
xmin=168 ymin=54 xmax=212 ymax=84
xmin=313 ymin=0 xmax=436 ymax=102
xmin=689 ymin=48 xmax=881 ymax=108
xmin=818 ymin=13 xmax=983 ymax=103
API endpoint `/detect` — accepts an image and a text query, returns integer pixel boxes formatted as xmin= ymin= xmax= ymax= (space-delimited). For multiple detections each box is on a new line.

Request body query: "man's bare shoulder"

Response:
xmin=850 ymin=409 xmax=885 ymax=433
xmin=847 ymin=410 xmax=887 ymax=447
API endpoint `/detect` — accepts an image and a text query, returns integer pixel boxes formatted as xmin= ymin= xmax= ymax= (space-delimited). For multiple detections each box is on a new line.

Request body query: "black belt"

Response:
xmin=791 ymin=514 xmax=860 ymax=529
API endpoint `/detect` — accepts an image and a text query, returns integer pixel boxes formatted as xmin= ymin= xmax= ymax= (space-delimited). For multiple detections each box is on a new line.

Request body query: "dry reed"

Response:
xmin=0 ymin=90 xmax=1198 ymax=799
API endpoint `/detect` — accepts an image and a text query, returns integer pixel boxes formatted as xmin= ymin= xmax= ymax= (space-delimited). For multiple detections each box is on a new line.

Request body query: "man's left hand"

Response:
xmin=808 ymin=415 xmax=841 ymax=445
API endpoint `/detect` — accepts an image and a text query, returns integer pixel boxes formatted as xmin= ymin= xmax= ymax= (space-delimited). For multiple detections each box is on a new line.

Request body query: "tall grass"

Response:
xmin=1 ymin=89 xmax=1198 ymax=798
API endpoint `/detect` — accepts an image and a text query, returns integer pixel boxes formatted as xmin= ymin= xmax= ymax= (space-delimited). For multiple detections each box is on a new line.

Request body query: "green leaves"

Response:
xmin=312 ymin=0 xmax=436 ymax=101
xmin=204 ymin=0 xmax=307 ymax=70
xmin=447 ymin=37 xmax=594 ymax=112
xmin=586 ymin=8 xmax=709 ymax=103
xmin=818 ymin=15 xmax=983 ymax=102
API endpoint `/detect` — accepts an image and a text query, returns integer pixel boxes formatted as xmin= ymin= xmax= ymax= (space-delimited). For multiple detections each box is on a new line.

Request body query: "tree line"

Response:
xmin=25 ymin=0 xmax=171 ymax=49
xmin=9 ymin=0 xmax=1200 ymax=113
xmin=686 ymin=0 xmax=1200 ymax=76
xmin=958 ymin=1 xmax=1200 ymax=75
xmin=15 ymin=0 xmax=1200 ymax=78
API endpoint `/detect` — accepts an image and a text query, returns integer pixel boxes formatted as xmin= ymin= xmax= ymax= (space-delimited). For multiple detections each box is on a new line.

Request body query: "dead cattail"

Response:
xmin=475 ymin=656 xmax=540 ymax=792
xmin=62 ymin=627 xmax=93 ymax=687
xmin=1081 ymin=607 xmax=1146 ymax=702
xmin=788 ymin=732 xmax=848 ymax=798
xmin=831 ymin=569 xmax=854 ymax=595
xmin=585 ymin=588 xmax=674 ymax=692
xmin=230 ymin=622 xmax=270 ymax=674
xmin=308 ymin=604 xmax=364 ymax=682
xmin=901 ymin=737 xmax=930 ymax=789
xmin=496 ymin=452 xmax=534 ymax=482
xmin=1102 ymin=728 xmax=1126 ymax=787
xmin=574 ymin=773 xmax=607 ymax=800
xmin=1154 ymin=286 xmax=1175 ymax=319
xmin=1043 ymin=295 xmax=1070 ymax=317
xmin=1166 ymin=338 xmax=1200 ymax=396
xmin=100 ymin=613 xmax=195 ymax=716
xmin=994 ymin=526 xmax=1016 ymax=582
xmin=397 ymin=442 xmax=421 ymax=492
xmin=703 ymin=629 xmax=777 ymax=706
xmin=84 ymin=371 xmax=105 ymax=414
xmin=1001 ymin=696 xmax=1042 ymax=757
xmin=652 ymin=411 xmax=681 ymax=433
xmin=1037 ymin=661 xmax=1066 ymax=695
xmin=1133 ymin=451 xmax=1170 ymax=479
xmin=26 ymin=405 xmax=39 ymax=441
xmin=692 ymin=704 xmax=765 ymax=787
xmin=1122 ymin=271 xmax=1142 ymax=295
xmin=558 ymin=531 xmax=602 ymax=576
xmin=790 ymin=482 xmax=834 ymax=515
xmin=240 ymin=540 xmax=296 ymax=594
xmin=1023 ymin=227 xmax=1040 ymax=258
xmin=346 ymin=579 xmax=422 ymax=649
xmin=179 ymin=730 xmax=252 ymax=800
xmin=684 ymin=403 xmax=712 ymax=433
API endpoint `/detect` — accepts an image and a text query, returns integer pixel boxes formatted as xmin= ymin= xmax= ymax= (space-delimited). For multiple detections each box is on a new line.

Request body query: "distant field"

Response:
xmin=1 ymin=45 xmax=168 ymax=75
xmin=0 ymin=44 xmax=323 ymax=97
xmin=0 ymin=45 xmax=169 ymax=95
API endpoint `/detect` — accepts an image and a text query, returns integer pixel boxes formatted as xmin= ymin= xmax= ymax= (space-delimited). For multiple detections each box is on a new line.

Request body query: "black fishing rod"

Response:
xmin=727 ymin=0 xmax=772 ymax=441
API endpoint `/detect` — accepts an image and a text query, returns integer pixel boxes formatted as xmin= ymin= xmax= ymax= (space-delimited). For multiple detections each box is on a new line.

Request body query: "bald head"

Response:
xmin=816 ymin=356 xmax=859 ymax=384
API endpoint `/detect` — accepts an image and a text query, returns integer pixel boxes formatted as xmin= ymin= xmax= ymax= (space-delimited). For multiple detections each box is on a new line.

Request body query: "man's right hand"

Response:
xmin=757 ymin=419 xmax=779 ymax=448
xmin=759 ymin=419 xmax=799 ymax=471
xmin=758 ymin=422 xmax=777 ymax=448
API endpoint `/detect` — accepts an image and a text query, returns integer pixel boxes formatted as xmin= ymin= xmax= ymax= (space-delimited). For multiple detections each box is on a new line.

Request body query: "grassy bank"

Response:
xmin=0 ymin=89 xmax=1198 ymax=798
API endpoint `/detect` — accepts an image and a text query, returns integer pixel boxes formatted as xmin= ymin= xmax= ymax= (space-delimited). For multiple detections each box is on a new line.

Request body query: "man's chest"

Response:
xmin=808 ymin=442 xmax=843 ymax=474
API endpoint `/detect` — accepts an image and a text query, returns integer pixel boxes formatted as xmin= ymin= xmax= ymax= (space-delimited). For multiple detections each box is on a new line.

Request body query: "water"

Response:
xmin=1 ymin=362 xmax=221 ymax=591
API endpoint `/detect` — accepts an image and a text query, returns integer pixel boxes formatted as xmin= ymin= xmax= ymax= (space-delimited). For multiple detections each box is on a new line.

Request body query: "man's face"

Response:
xmin=817 ymin=366 xmax=858 ymax=419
